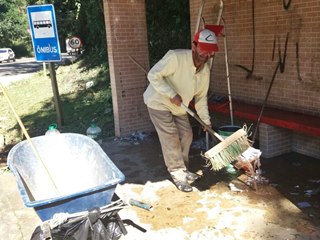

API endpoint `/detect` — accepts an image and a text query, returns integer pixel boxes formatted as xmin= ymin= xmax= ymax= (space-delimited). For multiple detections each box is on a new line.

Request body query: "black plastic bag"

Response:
xmin=30 ymin=208 xmax=124 ymax=240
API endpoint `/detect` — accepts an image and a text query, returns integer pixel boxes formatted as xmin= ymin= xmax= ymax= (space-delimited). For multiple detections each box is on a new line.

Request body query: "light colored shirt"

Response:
xmin=143 ymin=49 xmax=211 ymax=125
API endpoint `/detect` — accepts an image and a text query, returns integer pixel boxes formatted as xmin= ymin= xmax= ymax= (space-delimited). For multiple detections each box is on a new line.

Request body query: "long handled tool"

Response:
xmin=193 ymin=0 xmax=224 ymax=150
xmin=128 ymin=56 xmax=251 ymax=171
xmin=221 ymin=17 xmax=234 ymax=125
xmin=181 ymin=104 xmax=251 ymax=171
xmin=0 ymin=82 xmax=59 ymax=195
xmin=251 ymin=62 xmax=280 ymax=145
xmin=194 ymin=0 xmax=206 ymax=34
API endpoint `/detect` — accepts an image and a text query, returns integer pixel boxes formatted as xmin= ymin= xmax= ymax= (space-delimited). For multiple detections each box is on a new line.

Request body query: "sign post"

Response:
xmin=27 ymin=4 xmax=64 ymax=127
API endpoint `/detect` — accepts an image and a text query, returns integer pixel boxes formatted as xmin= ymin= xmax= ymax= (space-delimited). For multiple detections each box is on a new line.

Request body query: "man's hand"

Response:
xmin=170 ymin=94 xmax=182 ymax=106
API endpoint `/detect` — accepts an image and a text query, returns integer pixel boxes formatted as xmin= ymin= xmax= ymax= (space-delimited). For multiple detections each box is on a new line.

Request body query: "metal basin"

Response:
xmin=8 ymin=133 xmax=125 ymax=221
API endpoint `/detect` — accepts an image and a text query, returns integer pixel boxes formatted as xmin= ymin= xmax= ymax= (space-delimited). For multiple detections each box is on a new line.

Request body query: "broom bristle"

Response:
xmin=204 ymin=128 xmax=251 ymax=171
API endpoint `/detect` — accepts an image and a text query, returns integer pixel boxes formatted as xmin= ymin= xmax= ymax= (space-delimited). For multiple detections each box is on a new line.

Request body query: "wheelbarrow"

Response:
xmin=7 ymin=133 xmax=127 ymax=239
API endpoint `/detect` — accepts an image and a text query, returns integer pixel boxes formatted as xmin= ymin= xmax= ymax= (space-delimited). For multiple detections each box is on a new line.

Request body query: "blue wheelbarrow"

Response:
xmin=8 ymin=133 xmax=127 ymax=239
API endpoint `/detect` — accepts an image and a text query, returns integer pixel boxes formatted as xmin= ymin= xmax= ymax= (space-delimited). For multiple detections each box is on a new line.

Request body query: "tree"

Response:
xmin=77 ymin=0 xmax=107 ymax=64
xmin=0 ymin=0 xmax=190 ymax=64
xmin=0 ymin=0 xmax=31 ymax=56
xmin=146 ymin=0 xmax=191 ymax=65
xmin=52 ymin=0 xmax=80 ymax=52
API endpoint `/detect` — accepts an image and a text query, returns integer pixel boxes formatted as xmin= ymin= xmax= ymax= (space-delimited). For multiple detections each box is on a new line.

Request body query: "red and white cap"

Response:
xmin=193 ymin=29 xmax=219 ymax=53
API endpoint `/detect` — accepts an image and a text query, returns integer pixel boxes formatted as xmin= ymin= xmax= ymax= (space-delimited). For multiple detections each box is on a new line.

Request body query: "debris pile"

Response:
xmin=113 ymin=131 xmax=149 ymax=145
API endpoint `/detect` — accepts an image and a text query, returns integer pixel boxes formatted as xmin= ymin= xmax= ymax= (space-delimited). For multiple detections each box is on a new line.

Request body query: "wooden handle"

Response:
xmin=0 ymin=83 xmax=59 ymax=194
xmin=180 ymin=103 xmax=224 ymax=141
xmin=127 ymin=55 xmax=225 ymax=142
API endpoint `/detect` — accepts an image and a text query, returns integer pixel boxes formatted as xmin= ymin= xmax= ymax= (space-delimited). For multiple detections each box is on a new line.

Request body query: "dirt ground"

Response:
xmin=100 ymin=131 xmax=320 ymax=239
xmin=1 ymin=130 xmax=320 ymax=239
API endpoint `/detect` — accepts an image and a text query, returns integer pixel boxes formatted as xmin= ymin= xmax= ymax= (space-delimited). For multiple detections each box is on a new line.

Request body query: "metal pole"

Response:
xmin=48 ymin=62 xmax=64 ymax=127
xmin=43 ymin=62 xmax=47 ymax=76
xmin=195 ymin=0 xmax=206 ymax=34
xmin=222 ymin=18 xmax=234 ymax=125
xmin=209 ymin=0 xmax=224 ymax=69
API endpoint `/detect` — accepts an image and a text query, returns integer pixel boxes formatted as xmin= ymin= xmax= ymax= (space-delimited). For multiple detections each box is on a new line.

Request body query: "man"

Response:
xmin=143 ymin=29 xmax=218 ymax=192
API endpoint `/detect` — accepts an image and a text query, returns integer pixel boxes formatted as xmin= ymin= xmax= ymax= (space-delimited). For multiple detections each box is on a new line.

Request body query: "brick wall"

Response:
xmin=103 ymin=0 xmax=153 ymax=137
xmin=259 ymin=123 xmax=292 ymax=158
xmin=102 ymin=0 xmax=319 ymax=140
xmin=209 ymin=111 xmax=320 ymax=159
xmin=292 ymin=133 xmax=320 ymax=159
xmin=190 ymin=0 xmax=320 ymax=117
xmin=189 ymin=0 xmax=320 ymax=158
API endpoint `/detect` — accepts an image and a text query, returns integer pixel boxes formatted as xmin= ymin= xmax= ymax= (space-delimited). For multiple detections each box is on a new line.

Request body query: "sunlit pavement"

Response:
xmin=1 ymin=134 xmax=320 ymax=240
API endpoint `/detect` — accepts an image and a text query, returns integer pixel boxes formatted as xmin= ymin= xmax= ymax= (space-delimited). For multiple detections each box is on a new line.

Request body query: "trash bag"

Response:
xmin=30 ymin=208 xmax=124 ymax=240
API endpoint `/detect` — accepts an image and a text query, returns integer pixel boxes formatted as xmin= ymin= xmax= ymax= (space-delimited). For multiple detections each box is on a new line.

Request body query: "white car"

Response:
xmin=0 ymin=48 xmax=15 ymax=63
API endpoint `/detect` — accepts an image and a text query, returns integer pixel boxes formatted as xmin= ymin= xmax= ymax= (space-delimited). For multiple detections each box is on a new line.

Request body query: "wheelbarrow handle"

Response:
xmin=180 ymin=103 xmax=224 ymax=141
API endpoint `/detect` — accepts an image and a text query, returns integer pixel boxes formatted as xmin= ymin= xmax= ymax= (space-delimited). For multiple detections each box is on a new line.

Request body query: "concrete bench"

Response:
xmin=202 ymin=98 xmax=320 ymax=159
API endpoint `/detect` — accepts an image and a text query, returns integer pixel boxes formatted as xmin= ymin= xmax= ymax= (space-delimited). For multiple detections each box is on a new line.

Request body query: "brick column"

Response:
xmin=102 ymin=0 xmax=153 ymax=137
xmin=259 ymin=123 xmax=292 ymax=158
xmin=292 ymin=133 xmax=320 ymax=159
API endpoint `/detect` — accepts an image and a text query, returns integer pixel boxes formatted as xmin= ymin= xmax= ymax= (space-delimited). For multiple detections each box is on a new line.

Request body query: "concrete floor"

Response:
xmin=1 ymin=133 xmax=320 ymax=239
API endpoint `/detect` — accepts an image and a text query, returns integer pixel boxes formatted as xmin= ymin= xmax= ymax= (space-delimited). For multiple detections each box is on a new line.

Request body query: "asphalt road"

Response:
xmin=0 ymin=58 xmax=42 ymax=76
xmin=0 ymin=58 xmax=43 ymax=86
xmin=0 ymin=54 xmax=75 ymax=86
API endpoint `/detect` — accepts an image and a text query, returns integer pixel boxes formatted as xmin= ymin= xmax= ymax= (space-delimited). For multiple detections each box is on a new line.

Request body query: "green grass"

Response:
xmin=0 ymin=59 xmax=114 ymax=149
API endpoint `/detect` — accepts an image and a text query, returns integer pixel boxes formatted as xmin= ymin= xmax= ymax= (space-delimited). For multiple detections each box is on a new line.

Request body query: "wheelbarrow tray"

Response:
xmin=8 ymin=133 xmax=125 ymax=221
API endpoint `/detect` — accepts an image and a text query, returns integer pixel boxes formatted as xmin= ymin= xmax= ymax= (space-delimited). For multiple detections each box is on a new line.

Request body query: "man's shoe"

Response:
xmin=173 ymin=180 xmax=193 ymax=192
xmin=186 ymin=171 xmax=200 ymax=181
xmin=170 ymin=169 xmax=193 ymax=192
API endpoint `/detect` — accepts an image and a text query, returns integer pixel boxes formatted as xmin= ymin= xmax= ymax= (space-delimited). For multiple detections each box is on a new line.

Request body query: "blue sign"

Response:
xmin=27 ymin=4 xmax=61 ymax=62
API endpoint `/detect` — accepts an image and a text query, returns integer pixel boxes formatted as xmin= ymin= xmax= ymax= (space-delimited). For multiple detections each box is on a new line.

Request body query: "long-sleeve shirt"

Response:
xmin=143 ymin=49 xmax=211 ymax=125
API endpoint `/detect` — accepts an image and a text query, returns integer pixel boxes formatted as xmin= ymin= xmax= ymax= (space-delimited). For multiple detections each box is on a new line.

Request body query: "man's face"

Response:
xmin=192 ymin=43 xmax=214 ymax=65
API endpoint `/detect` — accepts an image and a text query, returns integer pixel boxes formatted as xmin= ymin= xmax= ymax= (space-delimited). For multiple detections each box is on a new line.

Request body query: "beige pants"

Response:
xmin=147 ymin=107 xmax=193 ymax=173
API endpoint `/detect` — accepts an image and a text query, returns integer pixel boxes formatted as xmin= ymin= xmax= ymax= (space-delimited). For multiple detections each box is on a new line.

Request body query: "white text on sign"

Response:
xmin=36 ymin=44 xmax=58 ymax=54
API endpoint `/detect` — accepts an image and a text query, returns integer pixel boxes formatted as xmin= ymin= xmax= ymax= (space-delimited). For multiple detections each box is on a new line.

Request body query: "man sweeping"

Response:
xmin=143 ymin=29 xmax=219 ymax=192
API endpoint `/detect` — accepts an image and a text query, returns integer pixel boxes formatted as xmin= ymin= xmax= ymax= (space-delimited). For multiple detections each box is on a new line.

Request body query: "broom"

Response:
xmin=128 ymin=55 xmax=251 ymax=171
xmin=180 ymin=104 xmax=251 ymax=171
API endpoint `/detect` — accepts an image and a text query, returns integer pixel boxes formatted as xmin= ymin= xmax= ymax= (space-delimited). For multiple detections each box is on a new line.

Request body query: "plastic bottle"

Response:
xmin=45 ymin=123 xmax=60 ymax=136
xmin=225 ymin=163 xmax=238 ymax=174
xmin=86 ymin=123 xmax=102 ymax=143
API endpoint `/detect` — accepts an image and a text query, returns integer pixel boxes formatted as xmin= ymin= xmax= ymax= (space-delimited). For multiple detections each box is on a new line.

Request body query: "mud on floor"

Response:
xmin=101 ymin=132 xmax=320 ymax=228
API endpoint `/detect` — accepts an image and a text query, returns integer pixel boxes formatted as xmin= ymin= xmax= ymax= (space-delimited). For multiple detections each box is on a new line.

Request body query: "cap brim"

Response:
xmin=198 ymin=42 xmax=219 ymax=53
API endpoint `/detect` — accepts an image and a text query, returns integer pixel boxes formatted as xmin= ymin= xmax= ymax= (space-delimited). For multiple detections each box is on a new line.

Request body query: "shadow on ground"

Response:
xmin=101 ymin=131 xmax=320 ymax=228
xmin=1 ymin=130 xmax=320 ymax=239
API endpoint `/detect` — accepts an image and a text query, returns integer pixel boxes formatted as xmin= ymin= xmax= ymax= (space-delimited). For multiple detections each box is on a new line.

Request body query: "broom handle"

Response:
xmin=0 ymin=83 xmax=59 ymax=194
xmin=127 ymin=56 xmax=224 ymax=142
xmin=181 ymin=103 xmax=224 ymax=141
